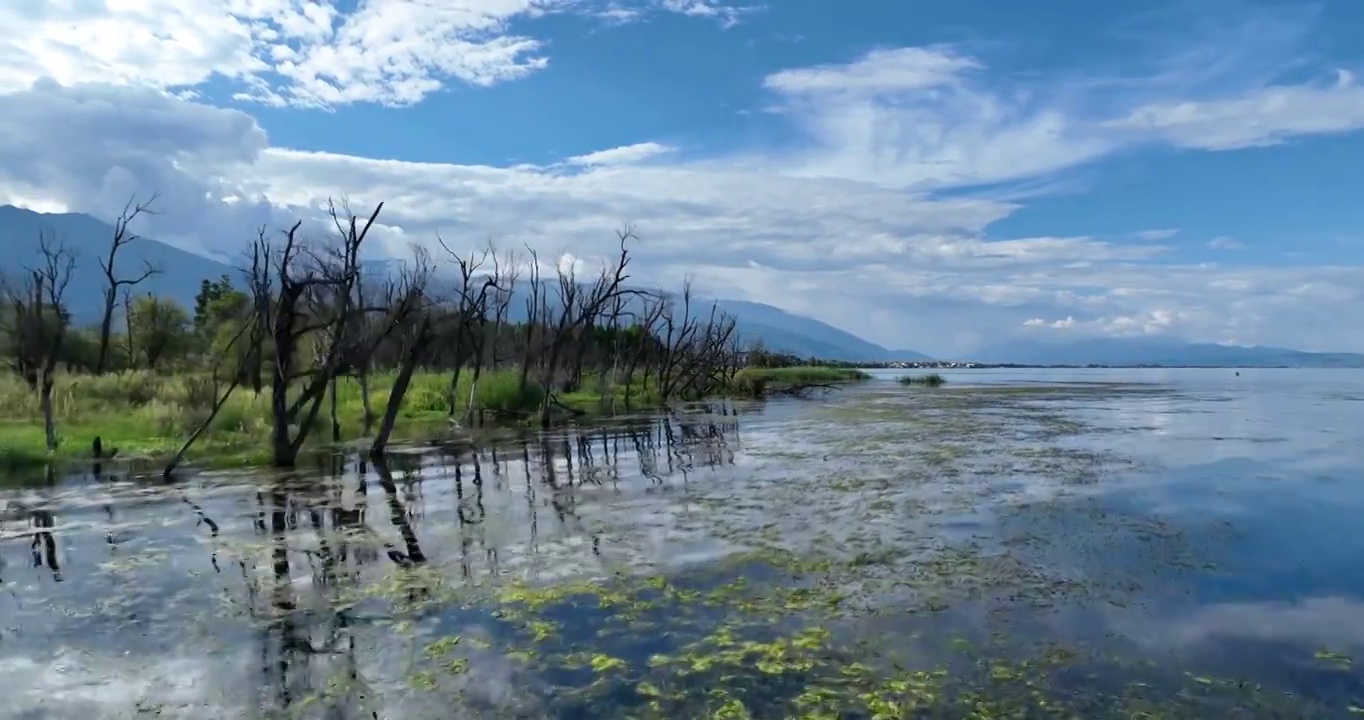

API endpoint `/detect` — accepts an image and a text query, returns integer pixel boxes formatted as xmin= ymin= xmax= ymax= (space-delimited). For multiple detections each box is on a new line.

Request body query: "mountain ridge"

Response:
xmin=967 ymin=336 xmax=1364 ymax=368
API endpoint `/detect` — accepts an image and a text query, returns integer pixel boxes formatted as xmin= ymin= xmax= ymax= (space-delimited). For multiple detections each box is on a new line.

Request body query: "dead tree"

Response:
xmin=603 ymin=293 xmax=627 ymax=411
xmin=487 ymin=250 xmax=518 ymax=369
xmin=245 ymin=241 xmax=269 ymax=394
xmin=435 ymin=239 xmax=496 ymax=418
xmin=1 ymin=232 xmax=76 ymax=451
xmin=533 ymin=231 xmax=637 ymax=427
xmin=622 ymin=293 xmax=666 ymax=408
xmin=350 ymin=268 xmax=377 ymax=435
xmin=654 ymin=281 xmax=739 ymax=400
xmin=470 ymin=249 xmax=518 ymax=424
xmin=163 ymin=317 xmax=258 ymax=477
xmin=250 ymin=202 xmax=385 ymax=468
xmin=371 ymin=249 xmax=437 ymax=455
xmin=96 ymin=193 xmax=160 ymax=374
xmin=326 ymin=198 xmax=383 ymax=435
xmin=121 ymin=286 xmax=135 ymax=367
xmin=517 ymin=249 xmax=543 ymax=395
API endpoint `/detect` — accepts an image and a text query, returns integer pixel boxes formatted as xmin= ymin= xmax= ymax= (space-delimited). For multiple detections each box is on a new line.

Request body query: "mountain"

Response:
xmin=1 ymin=205 xmax=235 ymax=325
xmin=708 ymin=299 xmax=932 ymax=362
xmin=0 ymin=205 xmax=925 ymax=362
xmin=968 ymin=336 xmax=1364 ymax=368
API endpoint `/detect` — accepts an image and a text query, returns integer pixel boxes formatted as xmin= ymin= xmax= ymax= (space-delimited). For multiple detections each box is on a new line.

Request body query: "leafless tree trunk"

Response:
xmin=2 ymin=232 xmax=77 ymax=451
xmin=164 ymin=319 xmax=257 ymax=477
xmin=246 ymin=241 xmax=269 ymax=395
xmin=330 ymin=375 xmax=341 ymax=442
xmin=534 ymin=231 xmax=637 ymax=427
xmin=121 ymin=286 xmax=135 ymax=368
xmin=436 ymin=243 xmax=485 ymax=416
xmin=249 ymin=201 xmax=388 ymax=468
xmin=96 ymin=193 xmax=160 ymax=374
xmin=468 ymin=249 xmax=517 ymax=424
xmin=518 ymin=250 xmax=542 ymax=395
xmin=354 ymin=272 xmax=375 ymax=435
xmin=372 ymin=250 xmax=436 ymax=455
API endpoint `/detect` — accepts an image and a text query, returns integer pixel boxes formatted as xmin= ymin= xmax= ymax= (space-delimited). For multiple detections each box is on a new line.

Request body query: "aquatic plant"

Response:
xmin=897 ymin=373 xmax=946 ymax=387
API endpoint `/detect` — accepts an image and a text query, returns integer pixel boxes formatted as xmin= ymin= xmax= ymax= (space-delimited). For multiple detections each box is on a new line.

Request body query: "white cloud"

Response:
xmin=764 ymin=47 xmax=1115 ymax=190
xmin=1112 ymin=596 xmax=1364 ymax=651
xmin=1111 ymin=69 xmax=1364 ymax=150
xmin=656 ymin=0 xmax=756 ymax=28
xmin=3 ymin=8 xmax=1364 ymax=355
xmin=764 ymin=47 xmax=980 ymax=95
xmin=1023 ymin=309 xmax=1183 ymax=337
xmin=1207 ymin=236 xmax=1245 ymax=250
xmin=568 ymin=142 xmax=675 ymax=166
xmin=0 ymin=0 xmax=755 ymax=108
xmin=1133 ymin=228 xmax=1179 ymax=241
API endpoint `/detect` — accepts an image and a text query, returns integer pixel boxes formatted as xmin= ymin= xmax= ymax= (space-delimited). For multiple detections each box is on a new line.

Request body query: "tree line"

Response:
xmin=1 ymin=196 xmax=750 ymax=470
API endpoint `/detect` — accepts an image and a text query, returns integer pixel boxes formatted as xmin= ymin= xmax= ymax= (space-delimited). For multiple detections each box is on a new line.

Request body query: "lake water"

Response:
xmin=2 ymin=368 xmax=1363 ymax=718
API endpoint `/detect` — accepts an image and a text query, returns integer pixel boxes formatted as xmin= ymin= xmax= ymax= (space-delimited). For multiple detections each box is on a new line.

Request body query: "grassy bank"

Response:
xmin=0 ymin=368 xmax=561 ymax=471
xmin=0 ymin=365 xmax=868 ymax=471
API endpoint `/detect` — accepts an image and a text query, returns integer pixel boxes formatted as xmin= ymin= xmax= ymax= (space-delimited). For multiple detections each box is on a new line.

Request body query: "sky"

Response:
xmin=1 ymin=0 xmax=1363 ymax=356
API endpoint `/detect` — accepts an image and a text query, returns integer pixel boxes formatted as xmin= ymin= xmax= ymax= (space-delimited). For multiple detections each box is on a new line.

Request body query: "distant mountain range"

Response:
xmin=0 ymin=205 xmax=920 ymax=362
xmin=967 ymin=336 xmax=1364 ymax=368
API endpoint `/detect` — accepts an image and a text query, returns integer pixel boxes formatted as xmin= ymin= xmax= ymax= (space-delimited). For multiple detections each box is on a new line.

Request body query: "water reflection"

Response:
xmin=0 ymin=407 xmax=747 ymax=718
xmin=1 ymin=378 xmax=1362 ymax=718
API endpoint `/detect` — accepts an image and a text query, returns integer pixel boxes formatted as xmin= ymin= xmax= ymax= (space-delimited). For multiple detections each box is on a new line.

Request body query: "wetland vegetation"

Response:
xmin=896 ymin=372 xmax=946 ymax=387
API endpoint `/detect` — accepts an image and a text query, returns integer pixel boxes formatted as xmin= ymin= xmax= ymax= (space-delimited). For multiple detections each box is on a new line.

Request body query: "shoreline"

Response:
xmin=0 ymin=365 xmax=868 ymax=473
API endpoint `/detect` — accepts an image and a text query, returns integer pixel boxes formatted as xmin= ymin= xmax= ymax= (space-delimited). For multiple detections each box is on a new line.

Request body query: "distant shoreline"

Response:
xmin=856 ymin=362 xmax=1356 ymax=370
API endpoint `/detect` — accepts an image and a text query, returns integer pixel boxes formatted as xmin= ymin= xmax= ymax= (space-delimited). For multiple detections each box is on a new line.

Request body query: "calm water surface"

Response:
xmin=2 ymin=368 xmax=1363 ymax=718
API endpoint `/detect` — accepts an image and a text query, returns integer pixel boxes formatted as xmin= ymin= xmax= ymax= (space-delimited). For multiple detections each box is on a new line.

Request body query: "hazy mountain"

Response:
xmin=708 ymin=299 xmax=932 ymax=362
xmin=968 ymin=336 xmax=1364 ymax=368
xmin=0 ymin=205 xmax=925 ymax=362
xmin=1 ymin=205 xmax=238 ymax=324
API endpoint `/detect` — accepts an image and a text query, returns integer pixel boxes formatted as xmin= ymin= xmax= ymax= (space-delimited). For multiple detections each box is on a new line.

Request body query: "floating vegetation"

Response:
xmin=2 ymin=379 xmax=1362 ymax=718
xmin=897 ymin=373 xmax=946 ymax=387
xmin=386 ymin=560 xmax=1344 ymax=719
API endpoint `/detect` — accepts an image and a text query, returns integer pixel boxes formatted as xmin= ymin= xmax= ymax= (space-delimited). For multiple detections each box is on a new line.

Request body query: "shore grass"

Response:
xmin=731 ymin=366 xmax=871 ymax=396
xmin=0 ymin=365 xmax=868 ymax=471
xmin=898 ymin=373 xmax=947 ymax=387
xmin=0 ymin=369 xmax=541 ymax=472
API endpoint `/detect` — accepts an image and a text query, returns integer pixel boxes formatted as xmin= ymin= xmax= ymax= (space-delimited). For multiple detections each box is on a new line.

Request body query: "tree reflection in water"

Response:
xmin=0 ymin=408 xmax=742 ymax=717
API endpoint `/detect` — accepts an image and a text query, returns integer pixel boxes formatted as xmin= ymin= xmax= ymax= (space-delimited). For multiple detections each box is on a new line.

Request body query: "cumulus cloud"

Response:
xmin=2 ymin=4 xmax=1364 ymax=355
xmin=1023 ymin=309 xmax=1184 ymax=337
xmin=0 ymin=0 xmax=755 ymax=108
xmin=0 ymin=80 xmax=287 ymax=256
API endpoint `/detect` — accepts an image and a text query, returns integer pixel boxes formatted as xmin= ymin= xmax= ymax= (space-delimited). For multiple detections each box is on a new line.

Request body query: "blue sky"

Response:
xmin=1 ymin=0 xmax=1363 ymax=355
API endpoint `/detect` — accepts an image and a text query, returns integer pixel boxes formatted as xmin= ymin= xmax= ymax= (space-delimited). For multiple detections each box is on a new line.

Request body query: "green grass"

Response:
xmin=0 ymin=369 xmax=544 ymax=472
xmin=731 ymin=366 xmax=871 ymax=397
xmin=0 ymin=365 xmax=867 ymax=471
xmin=898 ymin=373 xmax=947 ymax=387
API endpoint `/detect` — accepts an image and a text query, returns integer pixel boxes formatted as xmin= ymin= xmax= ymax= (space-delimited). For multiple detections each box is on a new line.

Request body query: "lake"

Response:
xmin=2 ymin=368 xmax=1363 ymax=718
